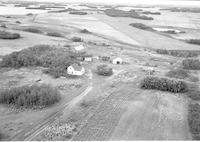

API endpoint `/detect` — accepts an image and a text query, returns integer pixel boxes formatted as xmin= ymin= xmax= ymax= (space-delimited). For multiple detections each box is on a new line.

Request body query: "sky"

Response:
xmin=4 ymin=0 xmax=200 ymax=6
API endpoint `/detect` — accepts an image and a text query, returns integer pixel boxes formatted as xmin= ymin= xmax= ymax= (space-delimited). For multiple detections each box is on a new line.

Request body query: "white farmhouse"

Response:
xmin=67 ymin=63 xmax=85 ymax=76
xmin=112 ymin=57 xmax=122 ymax=64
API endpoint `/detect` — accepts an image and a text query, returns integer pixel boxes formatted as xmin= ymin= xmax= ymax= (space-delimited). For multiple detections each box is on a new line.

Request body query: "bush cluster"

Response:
xmin=69 ymin=11 xmax=87 ymax=15
xmin=0 ymin=31 xmax=20 ymax=39
xmin=104 ymin=9 xmax=154 ymax=20
xmin=129 ymin=23 xmax=154 ymax=31
xmin=188 ymin=103 xmax=200 ymax=140
xmin=161 ymin=7 xmax=200 ymax=13
xmin=187 ymin=39 xmax=200 ymax=45
xmin=166 ymin=68 xmax=189 ymax=79
xmin=71 ymin=37 xmax=82 ymax=42
xmin=156 ymin=49 xmax=199 ymax=57
xmin=0 ymin=84 xmax=61 ymax=108
xmin=0 ymin=45 xmax=79 ymax=78
xmin=47 ymin=32 xmax=64 ymax=37
xmin=182 ymin=59 xmax=200 ymax=70
xmin=23 ymin=28 xmax=43 ymax=33
xmin=140 ymin=76 xmax=188 ymax=93
xmin=43 ymin=66 xmax=69 ymax=78
xmin=141 ymin=11 xmax=161 ymax=15
xmin=97 ymin=64 xmax=113 ymax=76
xmin=80 ymin=29 xmax=90 ymax=33
xmin=0 ymin=23 xmax=7 ymax=28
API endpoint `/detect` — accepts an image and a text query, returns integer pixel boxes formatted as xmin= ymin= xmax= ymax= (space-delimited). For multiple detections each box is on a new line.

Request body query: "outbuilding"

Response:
xmin=67 ymin=63 xmax=85 ymax=76
xmin=73 ymin=45 xmax=85 ymax=51
xmin=112 ymin=57 xmax=122 ymax=64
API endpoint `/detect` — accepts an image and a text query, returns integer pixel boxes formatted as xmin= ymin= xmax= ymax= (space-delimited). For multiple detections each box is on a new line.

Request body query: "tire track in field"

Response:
xmin=72 ymin=87 xmax=138 ymax=141
xmin=10 ymin=85 xmax=93 ymax=141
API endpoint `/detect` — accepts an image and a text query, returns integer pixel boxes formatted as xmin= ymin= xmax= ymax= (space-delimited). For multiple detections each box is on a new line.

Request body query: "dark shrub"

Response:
xmin=80 ymin=29 xmax=90 ymax=33
xmin=142 ymin=11 xmax=161 ymax=15
xmin=26 ymin=13 xmax=33 ymax=16
xmin=71 ymin=37 xmax=82 ymax=42
xmin=0 ymin=84 xmax=61 ymax=108
xmin=0 ymin=132 xmax=2 ymax=140
xmin=166 ymin=68 xmax=189 ymax=79
xmin=187 ymin=39 xmax=200 ymax=45
xmin=182 ymin=59 xmax=200 ymax=70
xmin=23 ymin=28 xmax=43 ymax=33
xmin=156 ymin=49 xmax=199 ymax=58
xmin=188 ymin=104 xmax=200 ymax=140
xmin=0 ymin=31 xmax=20 ymax=39
xmin=129 ymin=23 xmax=154 ymax=31
xmin=69 ymin=11 xmax=87 ymax=15
xmin=47 ymin=32 xmax=64 ymax=37
xmin=97 ymin=64 xmax=113 ymax=76
xmin=140 ymin=76 xmax=188 ymax=93
xmin=0 ymin=23 xmax=7 ymax=28
xmin=16 ymin=21 xmax=21 ymax=24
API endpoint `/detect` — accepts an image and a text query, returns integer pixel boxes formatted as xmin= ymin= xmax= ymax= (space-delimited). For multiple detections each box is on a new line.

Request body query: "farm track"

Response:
xmin=9 ymin=85 xmax=93 ymax=141
xmin=72 ymin=84 xmax=139 ymax=141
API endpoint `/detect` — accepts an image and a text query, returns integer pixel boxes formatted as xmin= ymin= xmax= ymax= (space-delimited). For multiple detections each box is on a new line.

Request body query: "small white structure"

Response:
xmin=112 ymin=57 xmax=122 ymax=64
xmin=74 ymin=45 xmax=85 ymax=51
xmin=84 ymin=57 xmax=92 ymax=62
xmin=67 ymin=63 xmax=85 ymax=76
xmin=147 ymin=67 xmax=155 ymax=75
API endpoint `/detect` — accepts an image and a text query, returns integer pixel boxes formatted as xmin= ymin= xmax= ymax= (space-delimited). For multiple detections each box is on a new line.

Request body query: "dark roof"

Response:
xmin=70 ymin=63 xmax=83 ymax=71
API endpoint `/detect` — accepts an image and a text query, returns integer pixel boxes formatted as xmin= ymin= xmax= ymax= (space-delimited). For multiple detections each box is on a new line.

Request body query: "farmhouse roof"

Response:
xmin=70 ymin=63 xmax=83 ymax=71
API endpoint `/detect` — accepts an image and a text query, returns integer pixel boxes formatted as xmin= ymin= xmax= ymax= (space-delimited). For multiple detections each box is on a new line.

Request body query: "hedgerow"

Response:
xmin=0 ymin=31 xmax=20 ymax=39
xmin=166 ymin=68 xmax=189 ymax=79
xmin=47 ymin=32 xmax=64 ymax=37
xmin=156 ymin=49 xmax=199 ymax=57
xmin=182 ymin=59 xmax=200 ymax=70
xmin=23 ymin=28 xmax=43 ymax=33
xmin=0 ymin=84 xmax=61 ymax=109
xmin=188 ymin=103 xmax=200 ymax=140
xmin=140 ymin=76 xmax=188 ymax=93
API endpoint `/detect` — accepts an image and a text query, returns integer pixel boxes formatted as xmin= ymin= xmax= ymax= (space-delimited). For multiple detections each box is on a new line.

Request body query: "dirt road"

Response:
xmin=10 ymin=71 xmax=93 ymax=141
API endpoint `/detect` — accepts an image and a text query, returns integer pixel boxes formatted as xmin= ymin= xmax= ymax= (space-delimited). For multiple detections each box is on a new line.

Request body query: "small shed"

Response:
xmin=112 ymin=57 xmax=122 ymax=64
xmin=74 ymin=45 xmax=85 ymax=51
xmin=67 ymin=63 xmax=85 ymax=76
xmin=84 ymin=55 xmax=93 ymax=62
